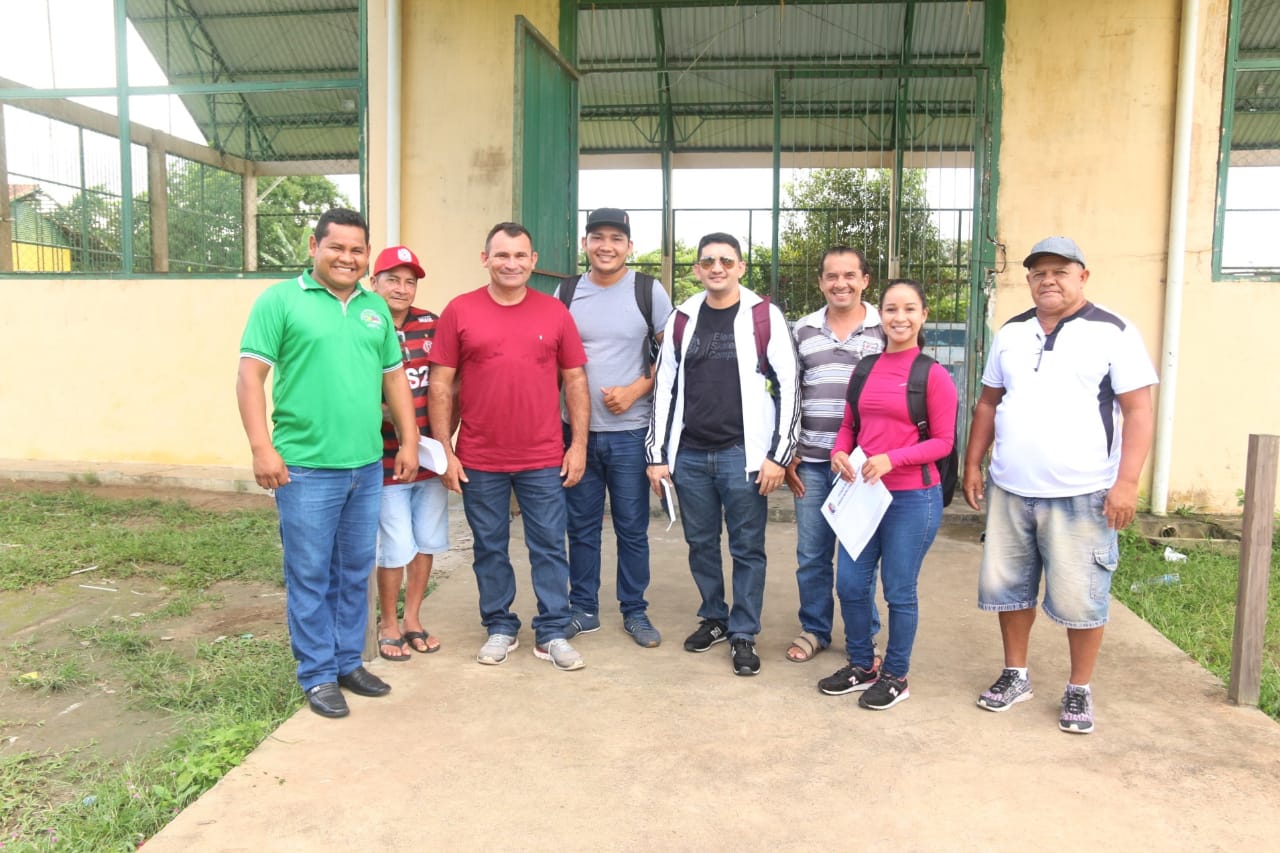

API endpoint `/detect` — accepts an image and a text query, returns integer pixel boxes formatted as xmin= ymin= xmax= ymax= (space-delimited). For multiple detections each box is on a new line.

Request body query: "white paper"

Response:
xmin=660 ymin=478 xmax=679 ymax=531
xmin=417 ymin=436 xmax=449 ymax=474
xmin=821 ymin=447 xmax=893 ymax=559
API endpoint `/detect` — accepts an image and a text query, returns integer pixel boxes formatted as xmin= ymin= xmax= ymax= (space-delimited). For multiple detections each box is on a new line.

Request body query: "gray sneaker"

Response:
xmin=1059 ymin=685 xmax=1095 ymax=734
xmin=977 ymin=668 xmax=1034 ymax=712
xmin=623 ymin=613 xmax=662 ymax=648
xmin=476 ymin=633 xmax=518 ymax=665
xmin=566 ymin=610 xmax=601 ymax=638
xmin=533 ymin=638 xmax=585 ymax=671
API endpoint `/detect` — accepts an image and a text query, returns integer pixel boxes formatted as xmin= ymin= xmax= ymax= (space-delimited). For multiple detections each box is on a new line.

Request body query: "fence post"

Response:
xmin=1228 ymin=434 xmax=1278 ymax=706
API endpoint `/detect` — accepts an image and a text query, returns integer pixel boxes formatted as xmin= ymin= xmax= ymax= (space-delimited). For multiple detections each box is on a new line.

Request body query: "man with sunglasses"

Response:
xmin=556 ymin=208 xmax=673 ymax=648
xmin=646 ymin=232 xmax=801 ymax=677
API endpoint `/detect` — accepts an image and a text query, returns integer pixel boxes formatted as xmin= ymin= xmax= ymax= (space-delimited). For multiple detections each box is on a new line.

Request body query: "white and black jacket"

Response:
xmin=645 ymin=287 xmax=801 ymax=477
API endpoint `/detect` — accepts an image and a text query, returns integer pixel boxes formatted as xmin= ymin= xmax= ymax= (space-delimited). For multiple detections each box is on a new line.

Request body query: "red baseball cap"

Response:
xmin=372 ymin=245 xmax=425 ymax=279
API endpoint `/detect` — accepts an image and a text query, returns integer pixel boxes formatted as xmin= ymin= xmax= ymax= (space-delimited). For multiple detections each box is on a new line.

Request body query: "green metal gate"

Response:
xmin=514 ymin=17 xmax=580 ymax=294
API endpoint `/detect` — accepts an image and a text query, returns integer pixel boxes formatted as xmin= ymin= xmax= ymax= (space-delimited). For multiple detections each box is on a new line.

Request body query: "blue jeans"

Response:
xmin=564 ymin=426 xmax=652 ymax=617
xmin=836 ymin=486 xmax=941 ymax=677
xmin=793 ymin=461 xmax=880 ymax=647
xmin=274 ymin=461 xmax=382 ymax=691
xmin=461 ymin=466 xmax=573 ymax=645
xmin=674 ymin=445 xmax=768 ymax=641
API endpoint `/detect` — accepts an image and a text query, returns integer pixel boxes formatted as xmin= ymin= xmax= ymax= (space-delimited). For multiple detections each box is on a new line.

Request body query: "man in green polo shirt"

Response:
xmin=236 ymin=207 xmax=420 ymax=719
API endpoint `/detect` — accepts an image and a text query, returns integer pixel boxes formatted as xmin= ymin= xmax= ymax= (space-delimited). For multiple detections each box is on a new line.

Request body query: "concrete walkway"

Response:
xmin=7 ymin=461 xmax=1278 ymax=849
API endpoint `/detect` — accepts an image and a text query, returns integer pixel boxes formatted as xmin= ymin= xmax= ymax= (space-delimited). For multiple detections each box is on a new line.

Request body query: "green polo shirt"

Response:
xmin=240 ymin=271 xmax=403 ymax=468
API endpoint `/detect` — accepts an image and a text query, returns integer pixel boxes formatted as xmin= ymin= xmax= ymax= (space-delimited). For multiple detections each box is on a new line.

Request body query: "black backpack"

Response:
xmin=845 ymin=351 xmax=958 ymax=506
xmin=558 ymin=272 xmax=660 ymax=377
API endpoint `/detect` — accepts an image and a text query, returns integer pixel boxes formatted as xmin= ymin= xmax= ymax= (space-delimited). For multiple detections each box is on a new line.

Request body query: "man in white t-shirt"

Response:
xmin=963 ymin=236 xmax=1157 ymax=735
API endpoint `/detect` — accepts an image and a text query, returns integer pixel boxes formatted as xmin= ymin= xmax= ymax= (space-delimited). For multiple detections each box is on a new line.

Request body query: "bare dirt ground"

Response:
xmin=0 ymin=482 xmax=290 ymax=762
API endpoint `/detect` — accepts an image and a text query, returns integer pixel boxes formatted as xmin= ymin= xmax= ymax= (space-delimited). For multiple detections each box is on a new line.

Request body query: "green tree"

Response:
xmin=777 ymin=168 xmax=968 ymax=321
xmin=48 ymin=169 xmax=349 ymax=274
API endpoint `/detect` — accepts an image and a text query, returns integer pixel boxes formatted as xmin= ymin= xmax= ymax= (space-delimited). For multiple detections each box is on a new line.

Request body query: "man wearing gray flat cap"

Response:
xmin=963 ymin=236 xmax=1158 ymax=735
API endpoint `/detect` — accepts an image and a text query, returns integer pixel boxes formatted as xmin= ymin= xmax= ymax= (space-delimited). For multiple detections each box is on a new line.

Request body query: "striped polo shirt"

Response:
xmin=792 ymin=303 xmax=886 ymax=462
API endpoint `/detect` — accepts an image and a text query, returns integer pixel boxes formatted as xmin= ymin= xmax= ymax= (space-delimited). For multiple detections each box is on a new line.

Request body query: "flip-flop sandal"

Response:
xmin=786 ymin=631 xmax=823 ymax=663
xmin=378 ymin=636 xmax=411 ymax=662
xmin=403 ymin=630 xmax=441 ymax=654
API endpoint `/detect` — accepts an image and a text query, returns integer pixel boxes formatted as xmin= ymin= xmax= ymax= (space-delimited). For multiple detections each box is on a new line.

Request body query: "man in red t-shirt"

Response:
xmin=428 ymin=222 xmax=590 ymax=671
xmin=369 ymin=244 xmax=450 ymax=662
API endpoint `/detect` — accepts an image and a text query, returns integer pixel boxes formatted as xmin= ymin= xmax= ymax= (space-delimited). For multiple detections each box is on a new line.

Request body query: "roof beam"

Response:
xmin=129 ymin=7 xmax=358 ymax=24
xmin=576 ymin=1 xmax=972 ymax=8
xmin=579 ymin=55 xmax=982 ymax=72
xmin=583 ymin=100 xmax=976 ymax=118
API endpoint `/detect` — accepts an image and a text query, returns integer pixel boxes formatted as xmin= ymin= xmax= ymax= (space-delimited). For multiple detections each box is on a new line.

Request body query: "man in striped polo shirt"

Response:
xmin=785 ymin=247 xmax=885 ymax=670
xmin=369 ymin=245 xmax=450 ymax=662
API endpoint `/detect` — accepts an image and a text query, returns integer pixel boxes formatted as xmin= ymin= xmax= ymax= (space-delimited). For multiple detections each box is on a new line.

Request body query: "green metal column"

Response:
xmin=114 ymin=0 xmax=133 ymax=271
xmin=654 ymin=8 xmax=675 ymax=291
xmin=770 ymin=71 xmax=781 ymax=298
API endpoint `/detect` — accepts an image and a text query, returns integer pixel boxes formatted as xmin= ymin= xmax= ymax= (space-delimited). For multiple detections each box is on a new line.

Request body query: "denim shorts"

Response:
xmin=977 ymin=483 xmax=1119 ymax=628
xmin=377 ymin=477 xmax=449 ymax=567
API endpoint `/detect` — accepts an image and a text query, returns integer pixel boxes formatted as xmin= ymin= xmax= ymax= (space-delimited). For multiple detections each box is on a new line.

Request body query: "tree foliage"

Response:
xmin=776 ymin=168 xmax=968 ymax=321
xmin=47 ymin=167 xmax=350 ymax=273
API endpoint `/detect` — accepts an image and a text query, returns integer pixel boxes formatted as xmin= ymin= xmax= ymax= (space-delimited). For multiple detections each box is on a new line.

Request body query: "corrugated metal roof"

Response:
xmin=127 ymin=0 xmax=360 ymax=161
xmin=577 ymin=1 xmax=988 ymax=156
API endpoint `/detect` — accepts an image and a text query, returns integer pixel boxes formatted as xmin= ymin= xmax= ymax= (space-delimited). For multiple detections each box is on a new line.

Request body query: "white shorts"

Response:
xmin=377 ymin=477 xmax=449 ymax=567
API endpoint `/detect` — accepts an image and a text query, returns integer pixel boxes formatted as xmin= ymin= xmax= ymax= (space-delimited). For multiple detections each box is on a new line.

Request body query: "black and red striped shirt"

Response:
xmin=382 ymin=306 xmax=437 ymax=485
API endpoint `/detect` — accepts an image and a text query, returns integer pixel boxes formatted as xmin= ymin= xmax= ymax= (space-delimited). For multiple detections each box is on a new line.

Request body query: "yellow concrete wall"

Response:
xmin=372 ymin=0 xmax=562 ymax=311
xmin=996 ymin=0 xmax=1277 ymax=511
xmin=0 ymin=279 xmax=266 ymax=466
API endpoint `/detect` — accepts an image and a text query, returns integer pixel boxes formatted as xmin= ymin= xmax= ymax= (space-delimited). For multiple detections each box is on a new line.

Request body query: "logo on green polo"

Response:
xmin=360 ymin=309 xmax=384 ymax=329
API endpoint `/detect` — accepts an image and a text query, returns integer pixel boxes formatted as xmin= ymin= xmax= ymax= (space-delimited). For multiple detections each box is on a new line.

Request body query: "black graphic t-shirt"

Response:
xmin=680 ymin=301 xmax=745 ymax=451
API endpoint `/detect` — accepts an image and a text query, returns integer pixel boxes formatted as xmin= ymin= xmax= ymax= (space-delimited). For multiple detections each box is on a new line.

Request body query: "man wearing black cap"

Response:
xmin=555 ymin=208 xmax=673 ymax=647
xmin=963 ymin=236 xmax=1157 ymax=734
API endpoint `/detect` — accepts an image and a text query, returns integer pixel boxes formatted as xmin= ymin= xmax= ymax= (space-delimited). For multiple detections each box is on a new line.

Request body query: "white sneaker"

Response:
xmin=533 ymin=638 xmax=585 ymax=671
xmin=477 ymin=633 xmax=518 ymax=665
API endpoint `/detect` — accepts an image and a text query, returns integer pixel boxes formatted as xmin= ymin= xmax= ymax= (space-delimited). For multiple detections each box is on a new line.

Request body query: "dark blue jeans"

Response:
xmin=674 ymin=445 xmax=768 ymax=641
xmin=793 ymin=460 xmax=880 ymax=647
xmin=836 ymin=486 xmax=941 ymax=677
xmin=461 ymin=466 xmax=573 ymax=645
xmin=274 ymin=461 xmax=382 ymax=691
xmin=564 ymin=427 xmax=651 ymax=617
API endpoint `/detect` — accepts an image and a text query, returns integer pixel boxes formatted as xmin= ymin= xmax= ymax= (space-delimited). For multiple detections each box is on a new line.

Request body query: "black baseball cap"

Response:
xmin=585 ymin=207 xmax=631 ymax=238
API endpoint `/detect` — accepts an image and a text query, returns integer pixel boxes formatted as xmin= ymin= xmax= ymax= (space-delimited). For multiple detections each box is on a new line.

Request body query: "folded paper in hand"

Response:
xmin=417 ymin=436 xmax=448 ymax=474
xmin=821 ymin=447 xmax=892 ymax=559
xmin=660 ymin=478 xmax=679 ymax=531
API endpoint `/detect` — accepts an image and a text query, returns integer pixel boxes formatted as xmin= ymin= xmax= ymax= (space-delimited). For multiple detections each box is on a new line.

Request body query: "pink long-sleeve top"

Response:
xmin=832 ymin=347 xmax=958 ymax=492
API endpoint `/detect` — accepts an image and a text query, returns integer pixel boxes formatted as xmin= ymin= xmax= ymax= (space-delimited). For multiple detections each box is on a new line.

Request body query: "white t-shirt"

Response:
xmin=982 ymin=302 xmax=1158 ymax=497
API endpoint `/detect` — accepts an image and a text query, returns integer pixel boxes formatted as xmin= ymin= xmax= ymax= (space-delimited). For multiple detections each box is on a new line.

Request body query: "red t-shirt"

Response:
xmin=382 ymin=306 xmax=437 ymax=486
xmin=430 ymin=286 xmax=587 ymax=472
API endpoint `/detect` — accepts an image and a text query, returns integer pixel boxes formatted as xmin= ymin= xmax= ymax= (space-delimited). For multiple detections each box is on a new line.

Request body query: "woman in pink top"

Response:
xmin=816 ymin=280 xmax=957 ymax=710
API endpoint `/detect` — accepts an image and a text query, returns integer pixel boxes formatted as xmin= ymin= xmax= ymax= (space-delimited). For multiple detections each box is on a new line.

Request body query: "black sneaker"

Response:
xmin=731 ymin=638 xmax=760 ymax=676
xmin=818 ymin=661 xmax=880 ymax=695
xmin=683 ymin=619 xmax=728 ymax=652
xmin=859 ymin=672 xmax=910 ymax=710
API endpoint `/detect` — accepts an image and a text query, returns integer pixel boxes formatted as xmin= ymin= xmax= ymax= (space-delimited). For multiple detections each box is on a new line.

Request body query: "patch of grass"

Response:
xmin=147 ymin=589 xmax=224 ymax=621
xmin=1116 ymin=527 xmax=1280 ymax=720
xmin=8 ymin=648 xmax=93 ymax=693
xmin=0 ymin=490 xmax=282 ymax=592
xmin=71 ymin=624 xmax=153 ymax=659
xmin=1 ymin=632 xmax=302 ymax=848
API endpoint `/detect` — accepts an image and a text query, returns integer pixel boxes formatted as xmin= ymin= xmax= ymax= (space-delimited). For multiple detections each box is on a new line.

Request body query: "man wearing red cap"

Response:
xmin=369 ymin=245 xmax=450 ymax=662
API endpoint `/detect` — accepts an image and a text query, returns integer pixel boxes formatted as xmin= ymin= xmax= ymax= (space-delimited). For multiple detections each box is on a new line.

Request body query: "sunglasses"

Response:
xmin=696 ymin=256 xmax=739 ymax=270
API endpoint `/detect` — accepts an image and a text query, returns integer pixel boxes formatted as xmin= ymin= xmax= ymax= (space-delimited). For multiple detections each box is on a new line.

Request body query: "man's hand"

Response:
xmin=756 ymin=459 xmax=785 ymax=496
xmin=392 ymin=444 xmax=418 ymax=482
xmin=601 ymin=384 xmax=638 ymax=415
xmin=860 ymin=453 xmax=893 ymax=486
xmin=962 ymin=464 xmax=985 ymax=511
xmin=252 ymin=446 xmax=289 ymax=490
xmin=831 ymin=451 xmax=856 ymax=482
xmin=784 ymin=459 xmax=804 ymax=497
xmin=1103 ymin=480 xmax=1139 ymax=530
xmin=561 ymin=443 xmax=586 ymax=488
xmin=440 ymin=453 xmax=467 ymax=493
xmin=647 ymin=464 xmax=671 ymax=497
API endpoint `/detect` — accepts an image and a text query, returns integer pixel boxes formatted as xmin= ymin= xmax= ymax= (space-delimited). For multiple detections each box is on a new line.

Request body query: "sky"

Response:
xmin=5 ymin=1 xmax=1278 ymax=268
